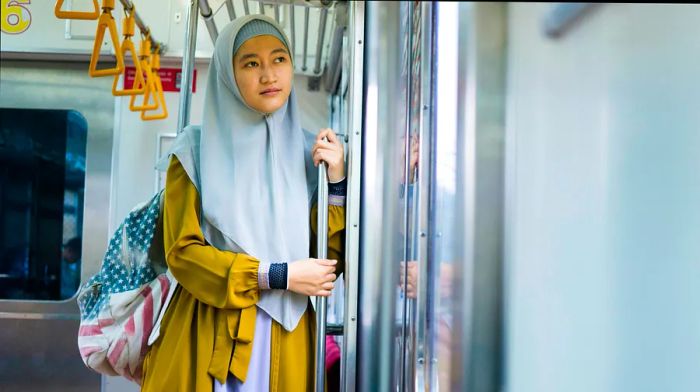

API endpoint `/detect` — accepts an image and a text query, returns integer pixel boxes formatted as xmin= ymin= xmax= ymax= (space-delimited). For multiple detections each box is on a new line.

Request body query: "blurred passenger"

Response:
xmin=60 ymin=237 xmax=81 ymax=299
xmin=141 ymin=15 xmax=346 ymax=392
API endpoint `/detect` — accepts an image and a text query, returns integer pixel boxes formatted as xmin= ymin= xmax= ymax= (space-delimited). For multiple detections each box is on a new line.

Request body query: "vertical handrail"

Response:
xmin=412 ymin=4 xmax=434 ymax=391
xmin=314 ymin=149 xmax=330 ymax=392
xmin=177 ymin=0 xmax=199 ymax=134
xmin=341 ymin=3 xmax=364 ymax=390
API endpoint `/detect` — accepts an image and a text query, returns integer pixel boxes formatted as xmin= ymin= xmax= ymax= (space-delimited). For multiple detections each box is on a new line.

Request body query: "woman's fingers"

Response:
xmin=316 ymin=128 xmax=340 ymax=146
xmin=321 ymin=281 xmax=335 ymax=290
xmin=316 ymin=258 xmax=337 ymax=266
xmin=316 ymin=290 xmax=332 ymax=297
xmin=324 ymin=129 xmax=338 ymax=143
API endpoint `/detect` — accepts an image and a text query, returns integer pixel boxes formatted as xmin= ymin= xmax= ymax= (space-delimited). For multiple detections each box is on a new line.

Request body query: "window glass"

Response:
xmin=0 ymin=108 xmax=87 ymax=300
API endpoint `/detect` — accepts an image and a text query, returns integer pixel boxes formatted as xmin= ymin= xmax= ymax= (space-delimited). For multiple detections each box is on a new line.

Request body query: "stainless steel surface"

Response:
xmin=225 ymin=0 xmax=236 ymax=20
xmin=358 ymin=2 xmax=405 ymax=391
xmin=177 ymin=0 xmax=199 ymax=134
xmin=395 ymin=4 xmax=412 ymax=391
xmin=323 ymin=24 xmax=343 ymax=93
xmin=402 ymin=3 xmax=429 ymax=391
xmin=411 ymin=3 xmax=434 ymax=391
xmin=313 ymin=8 xmax=328 ymax=74
xmin=340 ymin=3 xmax=363 ymax=391
xmin=451 ymin=4 xmax=505 ymax=390
xmin=314 ymin=159 xmax=329 ymax=392
xmin=199 ymin=0 xmax=219 ymax=42
xmin=302 ymin=7 xmax=310 ymax=72
xmin=119 ymin=0 xmax=164 ymax=52
xmin=0 ymin=60 xmax=114 ymax=392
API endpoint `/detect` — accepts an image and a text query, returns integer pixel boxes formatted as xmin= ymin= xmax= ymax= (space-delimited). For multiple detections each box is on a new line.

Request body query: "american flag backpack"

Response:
xmin=77 ymin=190 xmax=178 ymax=384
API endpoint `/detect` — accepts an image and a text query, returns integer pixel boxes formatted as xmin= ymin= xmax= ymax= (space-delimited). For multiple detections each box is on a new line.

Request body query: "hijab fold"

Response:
xmin=159 ymin=15 xmax=316 ymax=332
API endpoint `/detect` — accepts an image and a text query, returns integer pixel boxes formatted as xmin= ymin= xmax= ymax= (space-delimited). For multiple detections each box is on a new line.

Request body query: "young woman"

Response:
xmin=141 ymin=15 xmax=346 ymax=391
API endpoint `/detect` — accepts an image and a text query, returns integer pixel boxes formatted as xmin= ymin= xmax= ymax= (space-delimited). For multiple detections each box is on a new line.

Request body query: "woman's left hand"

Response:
xmin=312 ymin=128 xmax=345 ymax=183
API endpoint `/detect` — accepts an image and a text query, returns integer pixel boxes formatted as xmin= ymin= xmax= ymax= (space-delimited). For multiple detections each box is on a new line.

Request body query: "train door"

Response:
xmin=0 ymin=62 xmax=114 ymax=391
xmin=356 ymin=2 xmax=506 ymax=391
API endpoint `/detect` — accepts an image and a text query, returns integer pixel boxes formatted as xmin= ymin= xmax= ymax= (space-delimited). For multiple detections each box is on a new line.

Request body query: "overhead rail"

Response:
xmin=200 ymin=0 xmax=336 ymax=77
xmin=118 ymin=0 xmax=164 ymax=52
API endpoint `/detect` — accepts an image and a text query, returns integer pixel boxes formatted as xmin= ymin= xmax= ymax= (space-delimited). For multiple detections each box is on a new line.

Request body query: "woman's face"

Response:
xmin=233 ymin=35 xmax=293 ymax=114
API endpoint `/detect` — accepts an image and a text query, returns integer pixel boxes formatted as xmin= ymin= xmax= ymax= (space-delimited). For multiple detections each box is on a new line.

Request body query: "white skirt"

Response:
xmin=214 ymin=307 xmax=272 ymax=392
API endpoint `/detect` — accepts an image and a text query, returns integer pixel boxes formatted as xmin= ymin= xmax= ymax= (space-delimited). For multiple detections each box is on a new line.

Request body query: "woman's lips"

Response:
xmin=260 ymin=88 xmax=282 ymax=96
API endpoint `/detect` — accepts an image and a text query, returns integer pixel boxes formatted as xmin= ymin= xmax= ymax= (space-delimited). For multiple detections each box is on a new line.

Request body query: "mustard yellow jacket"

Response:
xmin=141 ymin=157 xmax=345 ymax=392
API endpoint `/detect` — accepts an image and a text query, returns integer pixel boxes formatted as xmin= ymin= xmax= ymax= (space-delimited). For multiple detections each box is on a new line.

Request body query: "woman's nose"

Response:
xmin=260 ymin=66 xmax=277 ymax=84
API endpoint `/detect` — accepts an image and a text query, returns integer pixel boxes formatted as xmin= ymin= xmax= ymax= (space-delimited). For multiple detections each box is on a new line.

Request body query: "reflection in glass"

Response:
xmin=0 ymin=108 xmax=87 ymax=300
xmin=393 ymin=2 xmax=412 ymax=390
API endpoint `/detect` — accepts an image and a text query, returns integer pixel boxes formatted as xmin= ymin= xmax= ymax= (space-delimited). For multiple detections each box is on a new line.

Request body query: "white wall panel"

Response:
xmin=505 ymin=4 xmax=700 ymax=392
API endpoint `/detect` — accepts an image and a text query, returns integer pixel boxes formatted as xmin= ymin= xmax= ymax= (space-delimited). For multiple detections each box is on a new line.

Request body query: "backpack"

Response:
xmin=76 ymin=190 xmax=178 ymax=384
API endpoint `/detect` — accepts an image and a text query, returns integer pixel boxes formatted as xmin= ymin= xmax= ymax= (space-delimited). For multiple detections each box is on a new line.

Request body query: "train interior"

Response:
xmin=1 ymin=1 xmax=699 ymax=391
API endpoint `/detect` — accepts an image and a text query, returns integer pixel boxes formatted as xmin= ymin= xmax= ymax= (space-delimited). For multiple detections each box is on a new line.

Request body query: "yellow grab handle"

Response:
xmin=112 ymin=40 xmax=146 ymax=96
xmin=140 ymin=74 xmax=168 ymax=121
xmin=129 ymin=58 xmax=159 ymax=111
xmin=54 ymin=0 xmax=99 ymax=20
xmin=112 ymin=14 xmax=145 ymax=96
xmin=89 ymin=11 xmax=124 ymax=77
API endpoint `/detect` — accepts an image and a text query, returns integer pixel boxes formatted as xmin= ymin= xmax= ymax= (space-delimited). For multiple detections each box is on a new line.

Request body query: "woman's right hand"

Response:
xmin=287 ymin=258 xmax=337 ymax=297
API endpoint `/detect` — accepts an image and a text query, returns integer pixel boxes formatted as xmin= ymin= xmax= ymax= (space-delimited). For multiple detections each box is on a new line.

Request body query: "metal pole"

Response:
xmin=177 ymin=0 xmax=199 ymax=134
xmin=314 ymin=153 xmax=329 ymax=392
xmin=199 ymin=0 xmax=219 ymax=42
xmin=341 ymin=4 xmax=364 ymax=391
xmin=225 ymin=0 xmax=236 ymax=20
xmin=290 ymin=5 xmax=296 ymax=63
xmin=302 ymin=7 xmax=309 ymax=71
xmin=313 ymin=7 xmax=328 ymax=74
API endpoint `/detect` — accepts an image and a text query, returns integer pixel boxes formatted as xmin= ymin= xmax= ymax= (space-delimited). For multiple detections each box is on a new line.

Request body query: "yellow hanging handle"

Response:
xmin=89 ymin=0 xmax=124 ymax=77
xmin=112 ymin=11 xmax=145 ymax=96
xmin=141 ymin=51 xmax=168 ymax=121
xmin=54 ymin=0 xmax=99 ymax=20
xmin=129 ymin=38 xmax=160 ymax=111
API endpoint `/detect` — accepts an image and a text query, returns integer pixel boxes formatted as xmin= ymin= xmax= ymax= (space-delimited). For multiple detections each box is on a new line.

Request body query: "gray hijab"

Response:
xmin=161 ymin=15 xmax=317 ymax=332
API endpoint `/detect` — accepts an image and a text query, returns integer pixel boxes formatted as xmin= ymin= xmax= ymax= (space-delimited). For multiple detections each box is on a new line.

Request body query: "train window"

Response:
xmin=0 ymin=108 xmax=87 ymax=301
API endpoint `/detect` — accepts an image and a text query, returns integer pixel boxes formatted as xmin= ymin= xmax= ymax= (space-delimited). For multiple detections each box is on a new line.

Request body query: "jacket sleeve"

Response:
xmin=163 ymin=156 xmax=260 ymax=309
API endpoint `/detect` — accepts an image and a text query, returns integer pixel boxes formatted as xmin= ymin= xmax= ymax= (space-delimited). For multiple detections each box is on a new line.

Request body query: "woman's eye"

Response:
xmin=245 ymin=61 xmax=259 ymax=68
xmin=274 ymin=56 xmax=287 ymax=63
